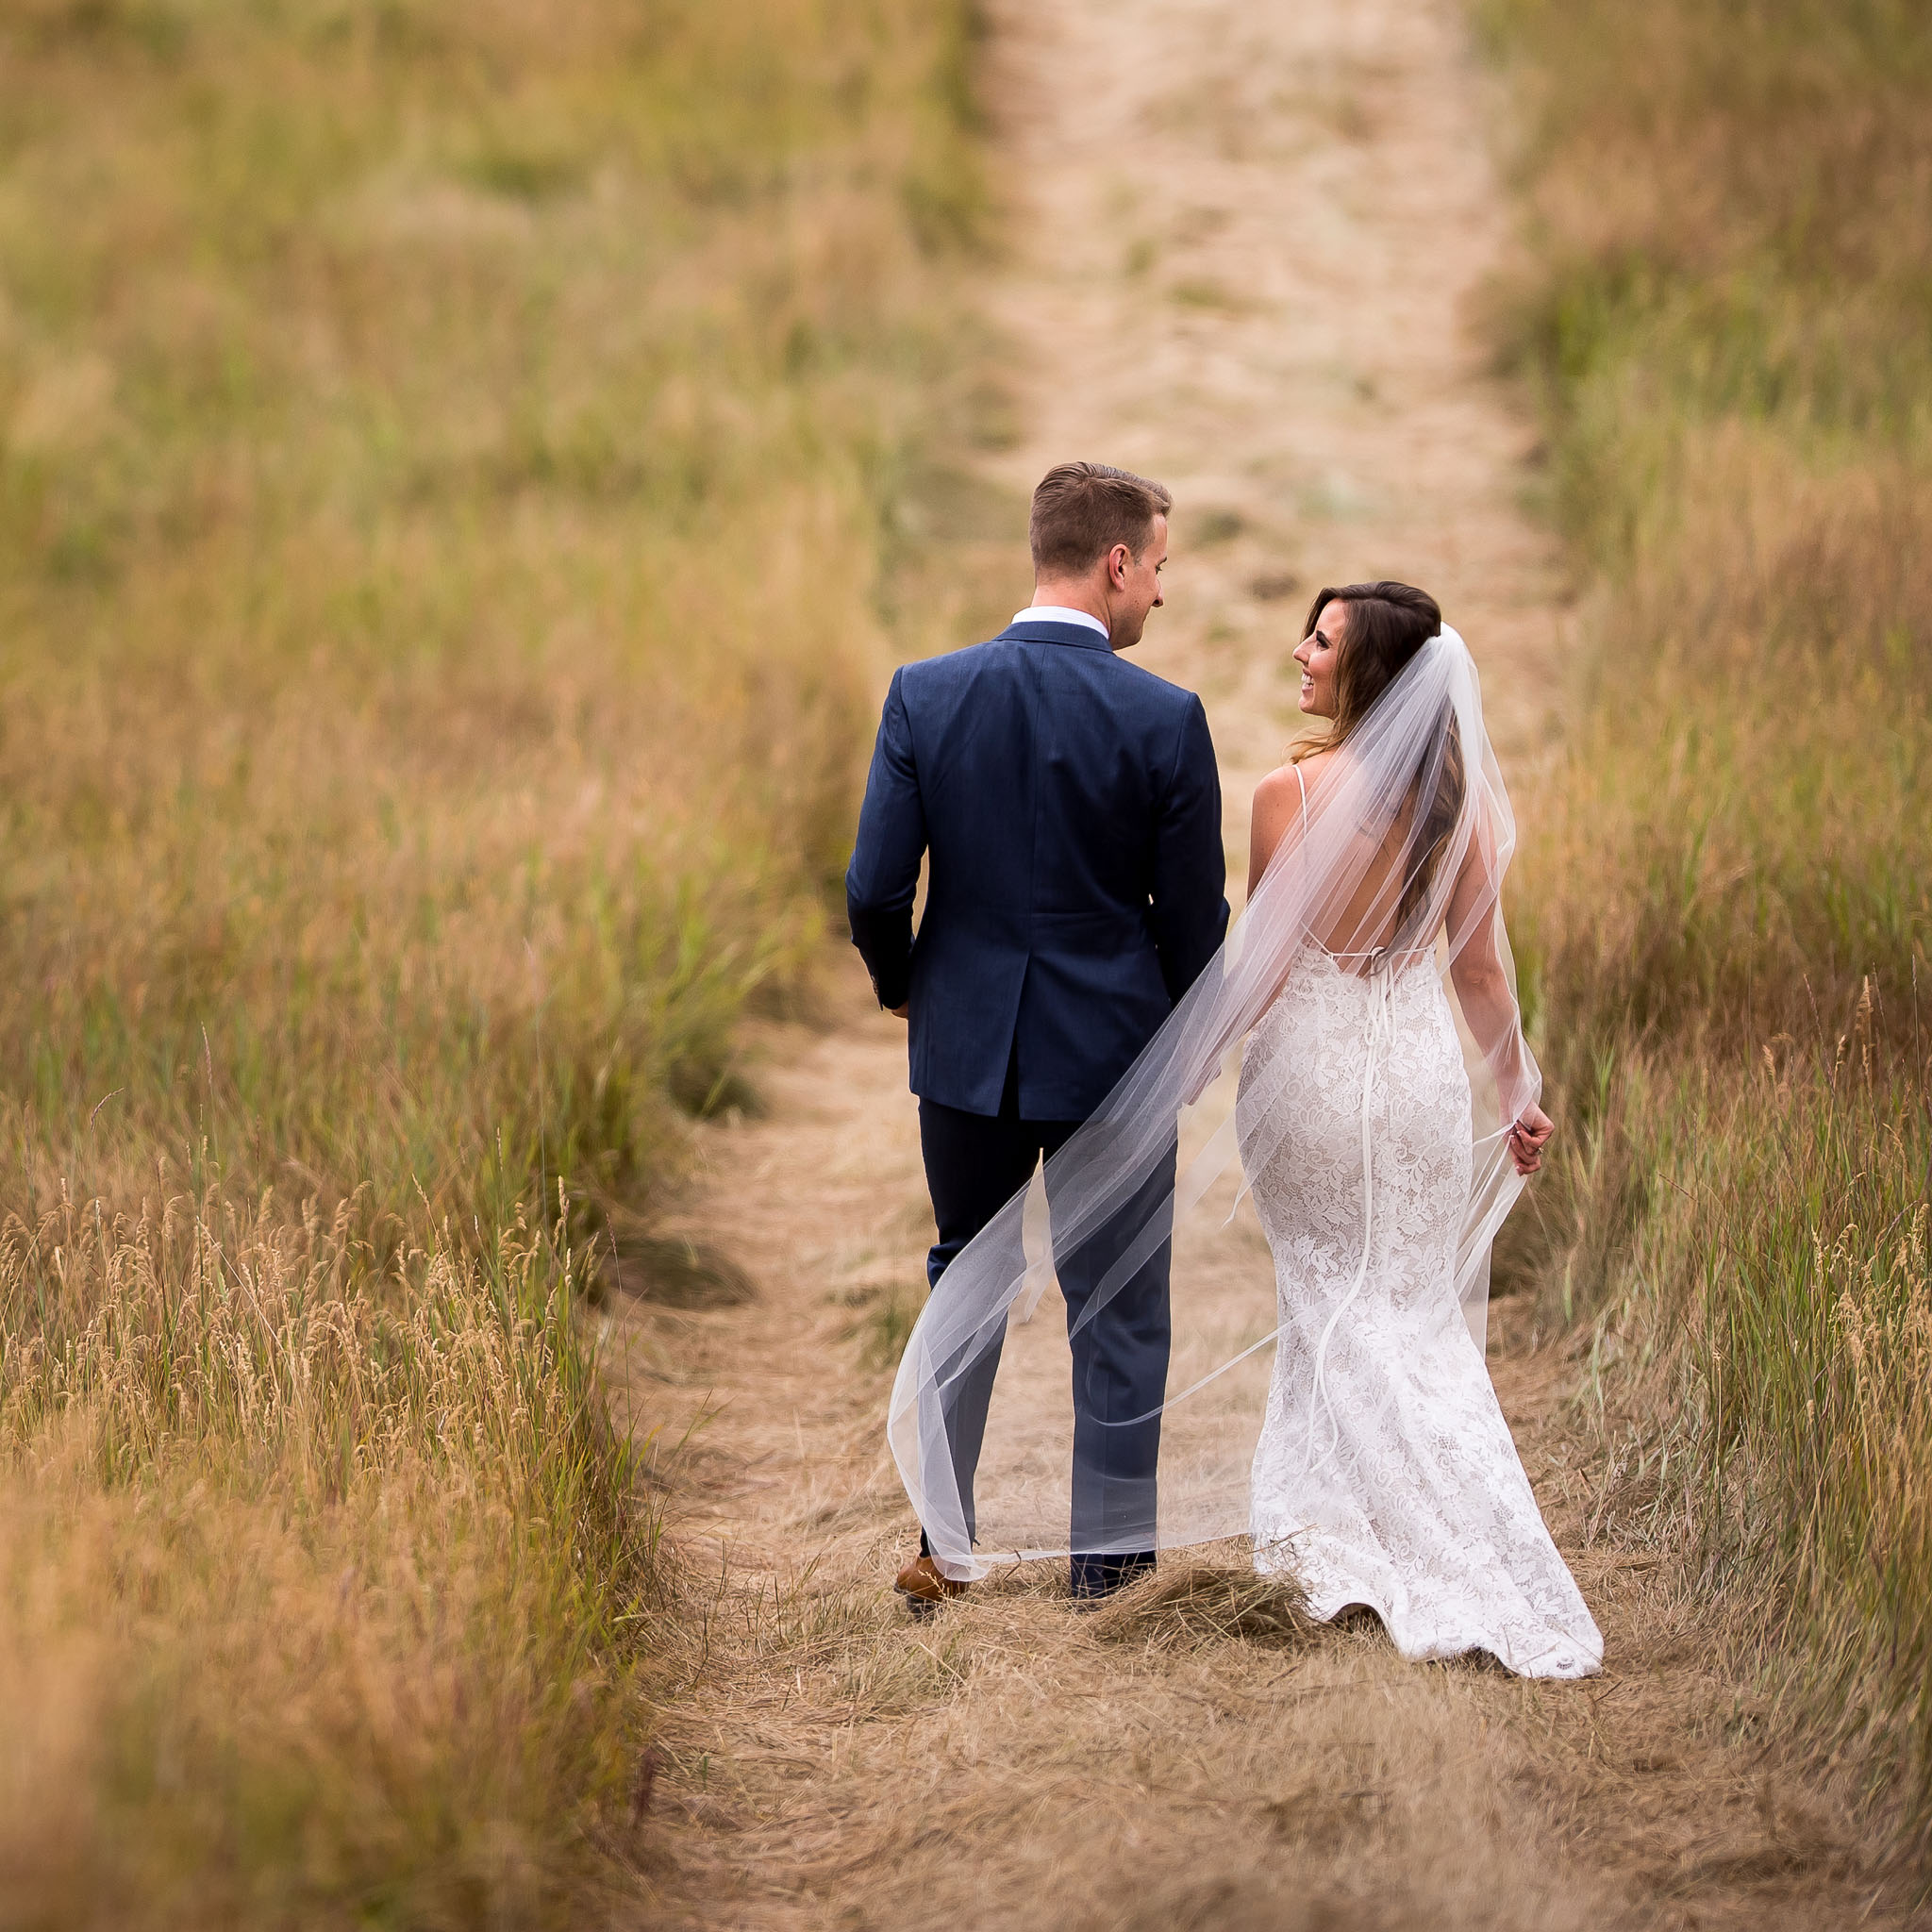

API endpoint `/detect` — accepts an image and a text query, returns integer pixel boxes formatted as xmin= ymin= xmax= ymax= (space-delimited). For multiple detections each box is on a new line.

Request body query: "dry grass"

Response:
xmin=0 ymin=0 xmax=990 ymax=1919
xmin=573 ymin=0 xmax=1932 ymax=1907
xmin=1081 ymin=1561 xmax=1314 ymax=1649
xmin=1482 ymin=0 xmax=1932 ymax=1869
xmin=0 ymin=1193 xmax=652 ymax=1924
xmin=614 ymin=993 xmax=1911 ymax=1930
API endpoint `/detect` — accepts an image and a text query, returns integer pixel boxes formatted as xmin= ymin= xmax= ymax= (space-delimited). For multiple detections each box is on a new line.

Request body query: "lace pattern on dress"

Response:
xmin=1238 ymin=943 xmax=1602 ymax=1680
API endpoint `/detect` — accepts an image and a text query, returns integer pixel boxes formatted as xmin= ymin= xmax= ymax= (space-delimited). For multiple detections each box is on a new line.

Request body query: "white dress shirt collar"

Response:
xmin=1013 ymin=604 xmax=1109 ymax=640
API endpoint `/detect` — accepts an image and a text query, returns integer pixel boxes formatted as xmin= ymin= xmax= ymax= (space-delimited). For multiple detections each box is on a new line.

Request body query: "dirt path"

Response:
xmin=610 ymin=1 xmax=1912 ymax=1924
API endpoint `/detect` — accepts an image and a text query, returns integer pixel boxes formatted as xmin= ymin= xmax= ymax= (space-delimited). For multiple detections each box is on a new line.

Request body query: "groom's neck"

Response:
xmin=1028 ymin=576 xmax=1110 ymax=634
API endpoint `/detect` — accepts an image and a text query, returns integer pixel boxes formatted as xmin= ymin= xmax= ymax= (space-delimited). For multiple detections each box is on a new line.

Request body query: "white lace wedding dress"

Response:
xmin=1237 ymin=941 xmax=1603 ymax=1679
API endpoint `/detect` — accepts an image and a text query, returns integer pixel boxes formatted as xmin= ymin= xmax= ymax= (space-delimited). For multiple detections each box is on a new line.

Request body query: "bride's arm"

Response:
xmin=1444 ymin=800 xmax=1552 ymax=1174
xmin=1246 ymin=758 xmax=1312 ymax=901
xmin=1174 ymin=760 xmax=1313 ymax=1108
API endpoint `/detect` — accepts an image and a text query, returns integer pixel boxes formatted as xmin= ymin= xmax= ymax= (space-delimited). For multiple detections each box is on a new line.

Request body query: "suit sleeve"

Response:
xmin=1149 ymin=693 xmax=1229 ymax=1005
xmin=844 ymin=669 xmax=926 ymax=1011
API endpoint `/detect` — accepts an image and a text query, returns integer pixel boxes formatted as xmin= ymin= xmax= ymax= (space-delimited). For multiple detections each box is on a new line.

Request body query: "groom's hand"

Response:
xmin=891 ymin=1003 xmax=909 ymax=1019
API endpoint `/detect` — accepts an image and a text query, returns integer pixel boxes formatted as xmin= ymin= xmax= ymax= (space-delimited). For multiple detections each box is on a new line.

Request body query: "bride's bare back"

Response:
xmin=1248 ymin=748 xmax=1434 ymax=960
xmin=1248 ymin=742 xmax=1549 ymax=1174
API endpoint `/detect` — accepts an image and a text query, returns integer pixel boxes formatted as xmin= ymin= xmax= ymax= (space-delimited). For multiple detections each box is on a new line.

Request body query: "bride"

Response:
xmin=888 ymin=580 xmax=1601 ymax=1682
xmin=1238 ymin=581 xmax=1599 ymax=1678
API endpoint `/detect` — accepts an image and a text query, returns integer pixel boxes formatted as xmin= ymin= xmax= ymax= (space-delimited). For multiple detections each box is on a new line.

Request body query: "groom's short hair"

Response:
xmin=1030 ymin=461 xmax=1172 ymax=576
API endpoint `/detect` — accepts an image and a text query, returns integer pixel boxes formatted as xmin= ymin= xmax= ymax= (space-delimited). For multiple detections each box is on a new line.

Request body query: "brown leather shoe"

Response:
xmin=893 ymin=1553 xmax=968 ymax=1614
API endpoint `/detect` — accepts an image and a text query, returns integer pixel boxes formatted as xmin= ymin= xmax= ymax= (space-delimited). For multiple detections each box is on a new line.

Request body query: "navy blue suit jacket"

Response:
xmin=845 ymin=619 xmax=1228 ymax=1121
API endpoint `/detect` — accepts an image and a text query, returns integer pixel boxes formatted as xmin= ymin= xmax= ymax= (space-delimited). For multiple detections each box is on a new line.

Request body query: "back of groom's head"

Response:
xmin=1030 ymin=461 xmax=1172 ymax=578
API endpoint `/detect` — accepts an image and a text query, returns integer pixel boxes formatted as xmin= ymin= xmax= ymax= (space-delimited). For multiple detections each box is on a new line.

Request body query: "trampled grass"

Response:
xmin=1482 ymin=0 xmax=1932 ymax=1864
xmin=0 ymin=0 xmax=988 ymax=1918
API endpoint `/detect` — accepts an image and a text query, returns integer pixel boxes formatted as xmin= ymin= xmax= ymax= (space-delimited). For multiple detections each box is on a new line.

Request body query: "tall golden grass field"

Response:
xmin=0 ymin=0 xmax=989 ymax=1920
xmin=8 ymin=0 xmax=1932 ymax=1912
xmin=1483 ymin=0 xmax=1932 ymax=1858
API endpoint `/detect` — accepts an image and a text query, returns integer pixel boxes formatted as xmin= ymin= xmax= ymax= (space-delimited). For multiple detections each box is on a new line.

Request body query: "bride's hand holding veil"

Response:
xmin=1441 ymin=790 xmax=1556 ymax=1177
xmin=1507 ymin=1105 xmax=1554 ymax=1175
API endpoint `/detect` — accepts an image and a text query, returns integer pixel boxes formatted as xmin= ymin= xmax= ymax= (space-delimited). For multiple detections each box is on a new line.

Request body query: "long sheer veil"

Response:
xmin=887 ymin=628 xmax=1539 ymax=1580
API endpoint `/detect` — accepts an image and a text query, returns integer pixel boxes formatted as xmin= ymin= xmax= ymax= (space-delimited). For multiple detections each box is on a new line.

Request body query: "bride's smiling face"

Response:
xmin=1294 ymin=600 xmax=1345 ymax=716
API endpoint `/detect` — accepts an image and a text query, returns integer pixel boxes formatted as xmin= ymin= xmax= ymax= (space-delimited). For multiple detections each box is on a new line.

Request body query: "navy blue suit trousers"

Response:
xmin=846 ymin=619 xmax=1227 ymax=1579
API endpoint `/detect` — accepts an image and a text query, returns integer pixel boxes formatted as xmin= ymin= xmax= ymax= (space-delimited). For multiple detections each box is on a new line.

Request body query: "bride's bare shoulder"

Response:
xmin=1255 ymin=748 xmax=1334 ymax=799
xmin=1252 ymin=761 xmax=1304 ymax=805
xmin=1259 ymin=749 xmax=1337 ymax=788
xmin=1251 ymin=757 xmax=1308 ymax=819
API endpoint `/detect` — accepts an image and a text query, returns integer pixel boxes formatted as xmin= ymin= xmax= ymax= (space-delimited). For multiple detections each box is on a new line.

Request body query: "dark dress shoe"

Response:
xmin=894 ymin=1553 xmax=968 ymax=1617
xmin=1069 ymin=1551 xmax=1155 ymax=1601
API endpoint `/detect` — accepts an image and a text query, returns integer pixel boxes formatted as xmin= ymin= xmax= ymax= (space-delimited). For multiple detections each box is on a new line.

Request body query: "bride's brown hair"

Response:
xmin=1295 ymin=579 xmax=1464 ymax=935
xmin=1293 ymin=579 xmax=1441 ymax=753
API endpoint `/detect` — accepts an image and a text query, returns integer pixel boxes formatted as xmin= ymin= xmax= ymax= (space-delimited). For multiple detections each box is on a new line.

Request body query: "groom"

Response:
xmin=846 ymin=460 xmax=1228 ymax=1608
